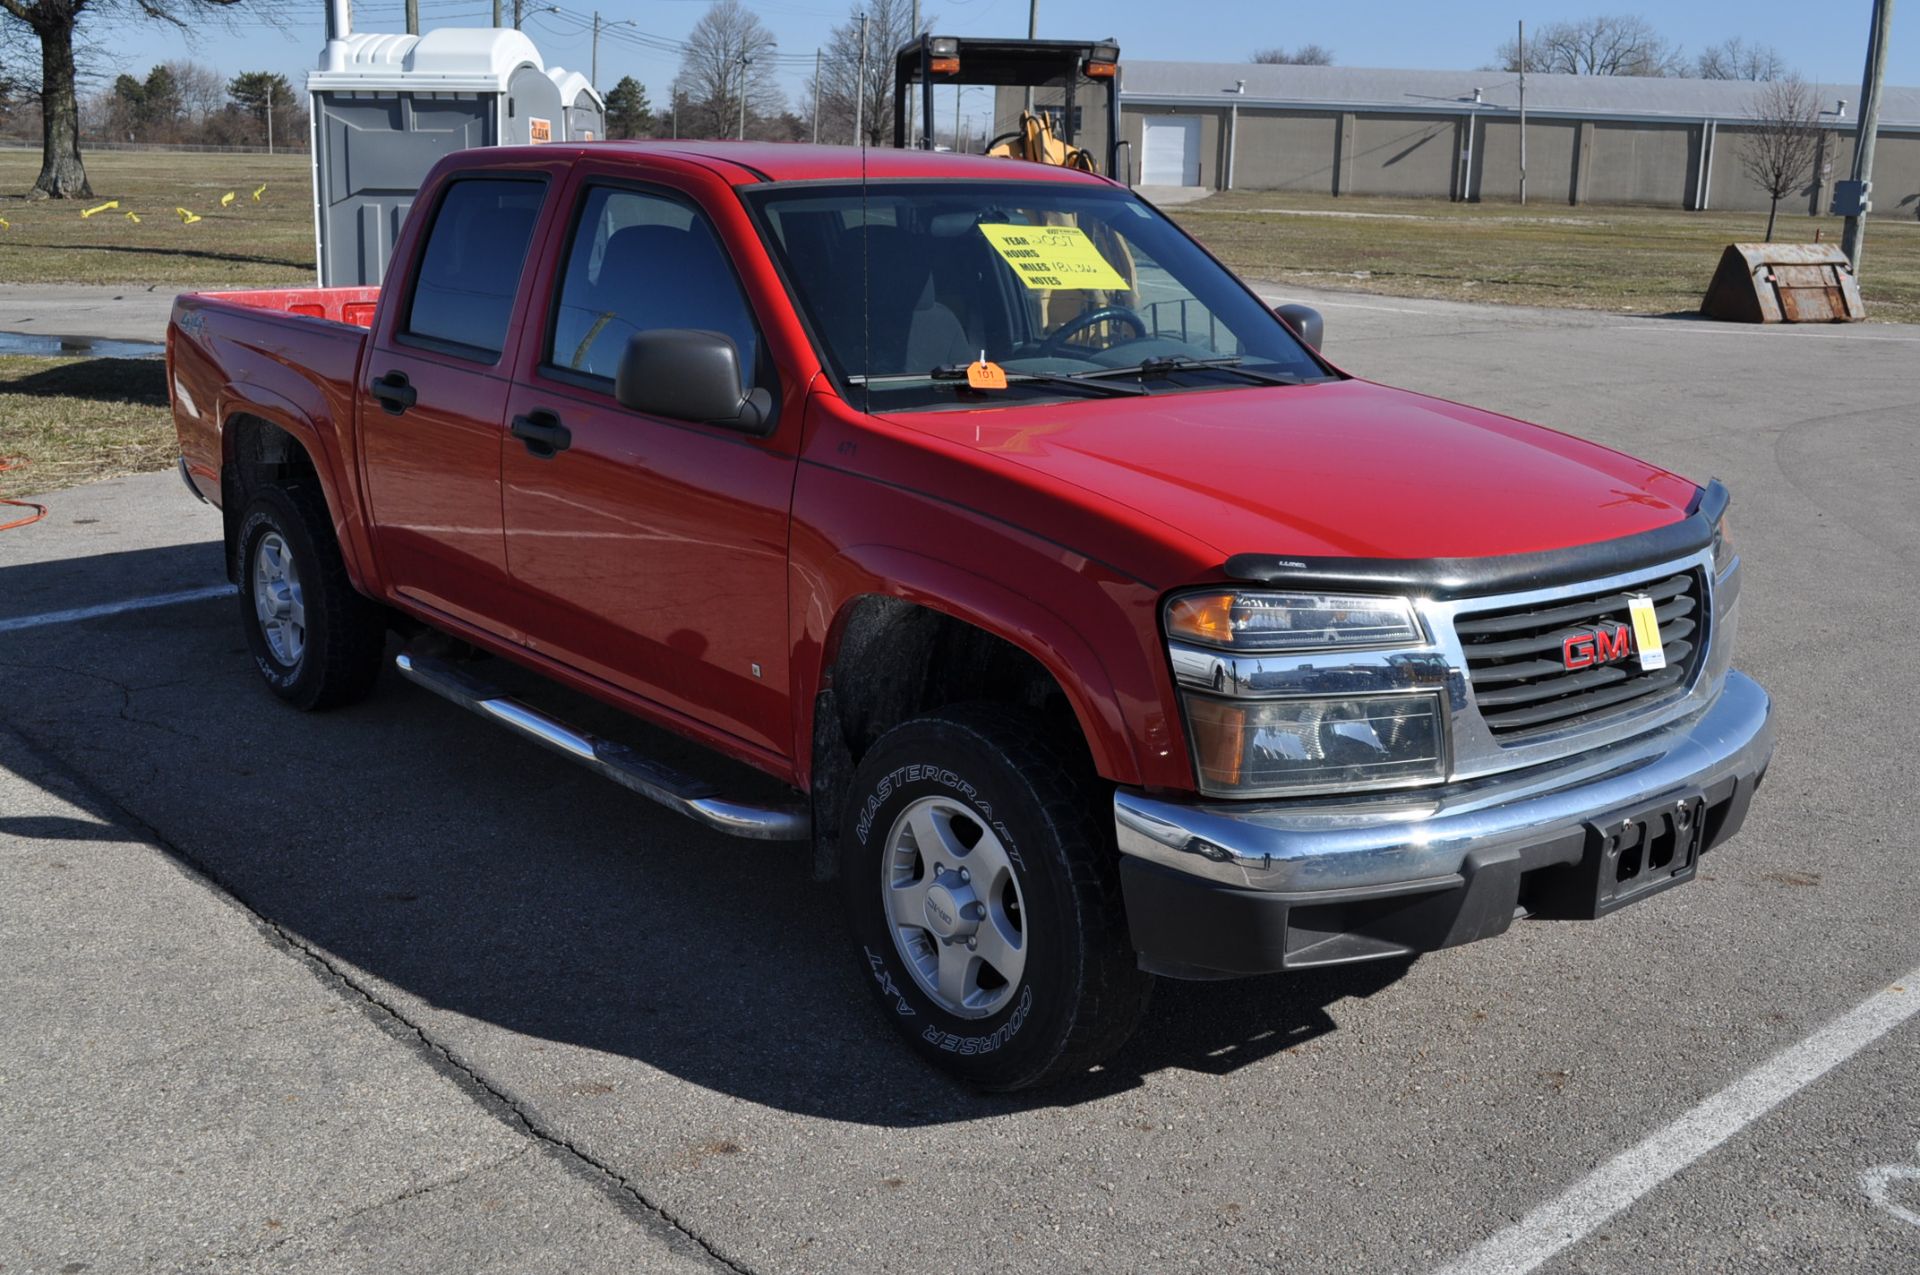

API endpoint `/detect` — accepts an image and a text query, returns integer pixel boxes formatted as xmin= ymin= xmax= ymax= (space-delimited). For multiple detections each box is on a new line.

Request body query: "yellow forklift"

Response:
xmin=891 ymin=35 xmax=1127 ymax=181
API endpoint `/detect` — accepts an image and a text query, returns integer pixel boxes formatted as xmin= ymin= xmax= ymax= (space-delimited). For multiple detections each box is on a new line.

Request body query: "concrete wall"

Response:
xmin=1706 ymin=125 xmax=1920 ymax=225
xmin=1232 ymin=110 xmax=1339 ymax=193
xmin=1344 ymin=113 xmax=1453 ymax=197
xmin=1473 ymin=117 xmax=1580 ymax=204
xmin=1122 ymin=97 xmax=1920 ymax=221
xmin=1582 ymin=121 xmax=1698 ymax=206
xmin=1122 ymin=104 xmax=1229 ymax=189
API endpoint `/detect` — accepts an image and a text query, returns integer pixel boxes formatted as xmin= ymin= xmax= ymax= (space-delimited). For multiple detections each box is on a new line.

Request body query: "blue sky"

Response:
xmin=75 ymin=0 xmax=1915 ymax=121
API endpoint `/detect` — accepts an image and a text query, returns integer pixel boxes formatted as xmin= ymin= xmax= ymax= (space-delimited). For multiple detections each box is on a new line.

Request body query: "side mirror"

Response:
xmin=1274 ymin=303 xmax=1324 ymax=352
xmin=615 ymin=330 xmax=774 ymax=434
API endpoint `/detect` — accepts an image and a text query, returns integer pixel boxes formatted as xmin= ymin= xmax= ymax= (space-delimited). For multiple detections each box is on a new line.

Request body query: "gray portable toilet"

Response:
xmin=309 ymin=26 xmax=566 ymax=286
xmin=547 ymin=68 xmax=605 ymax=141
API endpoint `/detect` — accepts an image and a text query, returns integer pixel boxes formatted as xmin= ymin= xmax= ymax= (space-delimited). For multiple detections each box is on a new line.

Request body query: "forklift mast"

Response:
xmin=891 ymin=35 xmax=1126 ymax=181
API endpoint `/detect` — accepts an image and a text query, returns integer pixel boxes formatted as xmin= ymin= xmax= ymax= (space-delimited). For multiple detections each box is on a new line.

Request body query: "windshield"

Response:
xmin=743 ymin=180 xmax=1332 ymax=411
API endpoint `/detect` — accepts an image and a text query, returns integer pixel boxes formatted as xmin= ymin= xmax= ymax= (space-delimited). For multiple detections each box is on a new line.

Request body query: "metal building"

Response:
xmin=1111 ymin=61 xmax=1920 ymax=217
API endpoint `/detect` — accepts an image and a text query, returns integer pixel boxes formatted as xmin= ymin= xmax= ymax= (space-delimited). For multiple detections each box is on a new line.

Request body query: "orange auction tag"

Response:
xmin=966 ymin=359 xmax=1008 ymax=390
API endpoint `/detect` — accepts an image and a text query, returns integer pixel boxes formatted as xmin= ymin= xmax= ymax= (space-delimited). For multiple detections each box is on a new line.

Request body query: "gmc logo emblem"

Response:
xmin=1563 ymin=624 xmax=1633 ymax=670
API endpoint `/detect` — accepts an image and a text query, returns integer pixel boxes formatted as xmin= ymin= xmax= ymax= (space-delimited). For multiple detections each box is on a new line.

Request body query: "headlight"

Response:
xmin=1182 ymin=692 xmax=1447 ymax=797
xmin=1165 ymin=590 xmax=1422 ymax=653
xmin=1712 ymin=513 xmax=1736 ymax=577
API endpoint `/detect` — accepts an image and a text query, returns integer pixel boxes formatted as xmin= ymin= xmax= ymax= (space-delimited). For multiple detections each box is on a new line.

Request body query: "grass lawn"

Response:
xmin=1171 ymin=191 xmax=1920 ymax=325
xmin=0 ymin=355 xmax=173 ymax=499
xmin=1 ymin=148 xmax=314 ymax=287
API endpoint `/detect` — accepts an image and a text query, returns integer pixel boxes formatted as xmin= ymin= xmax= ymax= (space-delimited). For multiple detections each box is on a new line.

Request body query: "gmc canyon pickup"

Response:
xmin=170 ymin=141 xmax=1773 ymax=1090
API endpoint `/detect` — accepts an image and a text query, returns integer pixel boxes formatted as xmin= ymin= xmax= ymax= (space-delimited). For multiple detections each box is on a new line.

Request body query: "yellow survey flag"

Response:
xmin=0 ymin=217 xmax=10 ymax=230
xmin=252 ymin=184 xmax=267 ymax=202
xmin=220 ymin=191 xmax=236 ymax=207
xmin=176 ymin=207 xmax=202 ymax=225
xmin=80 ymin=200 xmax=120 ymax=218
xmin=125 ymin=210 xmax=141 ymax=224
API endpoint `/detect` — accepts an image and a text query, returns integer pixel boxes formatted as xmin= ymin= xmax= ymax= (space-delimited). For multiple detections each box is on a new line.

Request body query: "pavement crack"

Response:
xmin=0 ymin=717 xmax=756 ymax=1275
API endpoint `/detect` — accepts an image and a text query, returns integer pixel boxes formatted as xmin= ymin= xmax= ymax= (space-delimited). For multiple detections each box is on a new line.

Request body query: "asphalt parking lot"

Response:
xmin=3 ymin=286 xmax=1919 ymax=1273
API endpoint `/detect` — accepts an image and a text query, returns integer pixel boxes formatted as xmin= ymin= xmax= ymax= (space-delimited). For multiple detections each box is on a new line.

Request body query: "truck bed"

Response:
xmin=168 ymin=287 xmax=379 ymax=504
xmin=194 ymin=286 xmax=382 ymax=328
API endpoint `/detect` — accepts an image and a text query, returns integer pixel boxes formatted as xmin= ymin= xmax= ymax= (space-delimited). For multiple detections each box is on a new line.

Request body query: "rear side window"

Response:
xmin=403 ymin=177 xmax=546 ymax=360
xmin=547 ymin=185 xmax=759 ymax=389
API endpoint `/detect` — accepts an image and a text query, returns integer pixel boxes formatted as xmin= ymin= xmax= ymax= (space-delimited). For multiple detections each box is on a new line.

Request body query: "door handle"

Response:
xmin=510 ymin=409 xmax=572 ymax=459
xmin=370 ymin=371 xmax=417 ymax=415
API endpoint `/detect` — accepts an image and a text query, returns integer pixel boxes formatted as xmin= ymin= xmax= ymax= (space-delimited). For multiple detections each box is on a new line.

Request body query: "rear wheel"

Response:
xmin=841 ymin=704 xmax=1151 ymax=1090
xmin=236 ymin=484 xmax=386 ymax=710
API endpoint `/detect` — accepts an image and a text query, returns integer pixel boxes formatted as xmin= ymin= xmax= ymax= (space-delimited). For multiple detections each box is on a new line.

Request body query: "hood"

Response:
xmin=883 ymin=379 xmax=1698 ymax=565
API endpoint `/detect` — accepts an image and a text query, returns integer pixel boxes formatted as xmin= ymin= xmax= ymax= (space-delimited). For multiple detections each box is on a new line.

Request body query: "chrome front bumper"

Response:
xmin=1116 ymin=670 xmax=1774 ymax=895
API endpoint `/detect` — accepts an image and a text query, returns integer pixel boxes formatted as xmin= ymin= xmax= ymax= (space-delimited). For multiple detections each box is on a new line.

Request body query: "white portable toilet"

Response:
xmin=309 ymin=25 xmax=567 ymax=285
xmin=546 ymin=67 xmax=605 ymax=141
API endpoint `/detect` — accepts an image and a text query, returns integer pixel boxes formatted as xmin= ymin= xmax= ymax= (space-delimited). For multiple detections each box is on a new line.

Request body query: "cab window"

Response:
xmin=403 ymin=177 xmax=546 ymax=360
xmin=547 ymin=185 xmax=760 ymax=390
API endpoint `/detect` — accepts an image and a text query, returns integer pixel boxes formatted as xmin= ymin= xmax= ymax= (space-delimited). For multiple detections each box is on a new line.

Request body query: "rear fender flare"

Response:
xmin=217 ymin=383 xmax=375 ymax=596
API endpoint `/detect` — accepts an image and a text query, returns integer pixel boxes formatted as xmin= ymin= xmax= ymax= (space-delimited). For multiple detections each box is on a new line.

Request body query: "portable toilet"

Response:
xmin=547 ymin=67 xmax=605 ymax=141
xmin=309 ymin=27 xmax=566 ymax=286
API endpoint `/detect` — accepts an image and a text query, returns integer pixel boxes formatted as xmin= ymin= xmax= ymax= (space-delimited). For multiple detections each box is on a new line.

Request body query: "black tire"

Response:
xmin=841 ymin=704 xmax=1152 ymax=1090
xmin=236 ymin=483 xmax=386 ymax=711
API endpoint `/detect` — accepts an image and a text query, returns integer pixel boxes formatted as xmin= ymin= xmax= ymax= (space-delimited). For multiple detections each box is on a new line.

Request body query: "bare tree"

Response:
xmin=1250 ymin=44 xmax=1333 ymax=66
xmin=1696 ymin=37 xmax=1788 ymax=81
xmin=166 ymin=58 xmax=225 ymax=127
xmin=672 ymin=0 xmax=784 ymax=140
xmin=1740 ymin=75 xmax=1822 ymax=241
xmin=1494 ymin=15 xmax=1686 ymax=77
xmin=1 ymin=0 xmax=251 ymax=198
xmin=810 ymin=0 xmax=918 ymax=148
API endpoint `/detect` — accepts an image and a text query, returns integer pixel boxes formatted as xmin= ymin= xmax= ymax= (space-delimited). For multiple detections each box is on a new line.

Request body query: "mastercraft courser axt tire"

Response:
xmin=841 ymin=704 xmax=1152 ymax=1090
xmin=235 ymin=483 xmax=387 ymax=711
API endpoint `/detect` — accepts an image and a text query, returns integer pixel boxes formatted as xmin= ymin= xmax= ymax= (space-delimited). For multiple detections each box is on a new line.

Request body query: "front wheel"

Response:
xmin=841 ymin=705 xmax=1151 ymax=1090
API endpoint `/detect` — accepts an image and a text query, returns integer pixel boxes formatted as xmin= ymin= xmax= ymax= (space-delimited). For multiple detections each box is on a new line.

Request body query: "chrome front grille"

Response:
xmin=1455 ymin=570 xmax=1706 ymax=739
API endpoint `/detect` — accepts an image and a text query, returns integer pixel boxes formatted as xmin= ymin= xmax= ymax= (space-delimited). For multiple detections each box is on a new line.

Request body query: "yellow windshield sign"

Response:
xmin=977 ymin=223 xmax=1129 ymax=292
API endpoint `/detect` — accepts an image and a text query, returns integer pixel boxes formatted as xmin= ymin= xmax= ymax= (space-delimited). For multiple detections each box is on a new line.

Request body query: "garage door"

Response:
xmin=1142 ymin=116 xmax=1201 ymax=186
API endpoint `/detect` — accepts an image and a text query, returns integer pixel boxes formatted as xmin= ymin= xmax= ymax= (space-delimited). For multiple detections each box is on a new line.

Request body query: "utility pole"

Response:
xmin=514 ymin=0 xmax=523 ymax=29
xmin=737 ymin=53 xmax=752 ymax=139
xmin=266 ymin=80 xmax=274 ymax=155
xmin=954 ymin=82 xmax=962 ymax=152
xmin=855 ymin=11 xmax=868 ymax=146
xmin=812 ymin=48 xmax=822 ymax=143
xmin=1840 ymin=0 xmax=1895 ymax=274
xmin=492 ymin=0 xmax=501 ymax=26
xmin=405 ymin=0 xmax=419 ymax=35
xmin=1517 ymin=20 xmax=1527 ymax=205
xmin=589 ymin=12 xmax=635 ymax=92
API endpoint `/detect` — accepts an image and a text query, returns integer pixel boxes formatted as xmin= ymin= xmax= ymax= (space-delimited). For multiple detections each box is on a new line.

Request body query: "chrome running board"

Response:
xmin=394 ymin=649 xmax=810 ymax=842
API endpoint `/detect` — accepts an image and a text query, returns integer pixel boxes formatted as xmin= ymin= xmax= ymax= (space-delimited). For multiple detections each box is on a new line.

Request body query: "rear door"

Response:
xmin=360 ymin=169 xmax=554 ymax=637
xmin=497 ymin=164 xmax=802 ymax=758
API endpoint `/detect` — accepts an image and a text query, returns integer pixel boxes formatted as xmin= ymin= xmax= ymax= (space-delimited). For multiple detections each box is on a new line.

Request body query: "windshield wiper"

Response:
xmin=849 ymin=365 xmax=1147 ymax=398
xmin=1075 ymin=356 xmax=1309 ymax=387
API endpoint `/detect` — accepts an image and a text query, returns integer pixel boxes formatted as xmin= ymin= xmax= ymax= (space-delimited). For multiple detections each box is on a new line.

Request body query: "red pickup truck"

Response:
xmin=170 ymin=141 xmax=1772 ymax=1089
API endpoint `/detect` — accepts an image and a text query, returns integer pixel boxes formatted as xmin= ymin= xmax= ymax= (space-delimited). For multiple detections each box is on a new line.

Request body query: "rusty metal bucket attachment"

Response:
xmin=1701 ymin=243 xmax=1864 ymax=323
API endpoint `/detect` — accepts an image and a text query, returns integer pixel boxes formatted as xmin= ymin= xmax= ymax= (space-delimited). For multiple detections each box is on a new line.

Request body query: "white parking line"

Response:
xmin=0 ymin=584 xmax=236 ymax=635
xmin=1432 ymin=963 xmax=1920 ymax=1275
